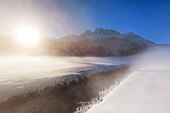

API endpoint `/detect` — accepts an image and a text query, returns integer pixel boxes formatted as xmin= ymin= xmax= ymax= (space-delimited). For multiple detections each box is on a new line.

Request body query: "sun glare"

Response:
xmin=14 ymin=26 xmax=40 ymax=45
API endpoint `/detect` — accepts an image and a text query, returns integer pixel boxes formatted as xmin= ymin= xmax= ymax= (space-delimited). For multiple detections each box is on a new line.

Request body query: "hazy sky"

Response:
xmin=0 ymin=0 xmax=169 ymax=44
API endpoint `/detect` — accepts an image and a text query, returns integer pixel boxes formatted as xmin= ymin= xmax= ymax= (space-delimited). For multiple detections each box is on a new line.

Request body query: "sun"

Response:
xmin=14 ymin=26 xmax=40 ymax=45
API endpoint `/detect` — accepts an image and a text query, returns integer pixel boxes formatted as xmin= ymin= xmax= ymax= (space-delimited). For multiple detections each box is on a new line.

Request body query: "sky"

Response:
xmin=0 ymin=0 xmax=169 ymax=44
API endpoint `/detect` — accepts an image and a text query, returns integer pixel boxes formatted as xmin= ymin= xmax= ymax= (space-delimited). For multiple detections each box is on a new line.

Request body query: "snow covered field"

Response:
xmin=88 ymin=66 xmax=170 ymax=113
xmin=88 ymin=47 xmax=170 ymax=113
xmin=0 ymin=56 xmax=130 ymax=101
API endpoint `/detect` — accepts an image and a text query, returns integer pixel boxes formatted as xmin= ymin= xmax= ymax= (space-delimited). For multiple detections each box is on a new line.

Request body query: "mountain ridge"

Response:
xmin=55 ymin=28 xmax=155 ymax=56
xmin=59 ymin=28 xmax=154 ymax=45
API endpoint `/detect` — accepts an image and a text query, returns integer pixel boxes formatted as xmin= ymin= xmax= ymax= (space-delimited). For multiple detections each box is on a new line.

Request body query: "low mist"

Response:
xmin=132 ymin=45 xmax=170 ymax=70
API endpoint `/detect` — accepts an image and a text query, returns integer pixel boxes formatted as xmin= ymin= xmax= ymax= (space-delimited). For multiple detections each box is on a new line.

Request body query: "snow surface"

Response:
xmin=0 ymin=56 xmax=131 ymax=101
xmin=87 ymin=47 xmax=170 ymax=113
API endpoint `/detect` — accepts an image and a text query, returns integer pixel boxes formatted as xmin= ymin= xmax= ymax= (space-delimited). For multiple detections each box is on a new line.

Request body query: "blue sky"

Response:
xmin=0 ymin=0 xmax=169 ymax=44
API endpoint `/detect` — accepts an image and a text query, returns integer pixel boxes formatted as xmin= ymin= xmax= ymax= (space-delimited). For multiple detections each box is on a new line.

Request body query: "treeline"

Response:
xmin=39 ymin=38 xmax=106 ymax=56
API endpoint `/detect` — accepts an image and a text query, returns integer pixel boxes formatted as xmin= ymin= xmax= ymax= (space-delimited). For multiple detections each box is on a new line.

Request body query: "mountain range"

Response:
xmin=52 ymin=28 xmax=155 ymax=56
xmin=0 ymin=28 xmax=155 ymax=56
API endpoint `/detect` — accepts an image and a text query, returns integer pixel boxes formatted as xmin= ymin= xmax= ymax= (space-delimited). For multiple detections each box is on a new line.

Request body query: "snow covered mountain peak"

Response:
xmin=126 ymin=32 xmax=135 ymax=36
xmin=78 ymin=28 xmax=152 ymax=45
xmin=57 ymin=28 xmax=155 ymax=56
xmin=94 ymin=28 xmax=120 ymax=35
xmin=94 ymin=28 xmax=105 ymax=33
xmin=60 ymin=28 xmax=155 ymax=46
